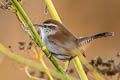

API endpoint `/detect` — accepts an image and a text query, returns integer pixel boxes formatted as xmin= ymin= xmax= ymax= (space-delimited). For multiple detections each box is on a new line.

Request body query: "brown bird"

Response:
xmin=34 ymin=19 xmax=114 ymax=62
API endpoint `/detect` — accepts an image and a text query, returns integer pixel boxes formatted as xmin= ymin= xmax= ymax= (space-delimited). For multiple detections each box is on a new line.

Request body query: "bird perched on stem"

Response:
xmin=34 ymin=19 xmax=114 ymax=70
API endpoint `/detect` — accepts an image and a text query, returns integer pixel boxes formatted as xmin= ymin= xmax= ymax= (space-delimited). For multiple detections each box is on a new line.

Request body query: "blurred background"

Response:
xmin=0 ymin=0 xmax=120 ymax=80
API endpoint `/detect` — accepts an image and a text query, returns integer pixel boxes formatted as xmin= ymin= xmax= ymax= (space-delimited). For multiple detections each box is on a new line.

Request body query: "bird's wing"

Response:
xmin=48 ymin=30 xmax=78 ymax=56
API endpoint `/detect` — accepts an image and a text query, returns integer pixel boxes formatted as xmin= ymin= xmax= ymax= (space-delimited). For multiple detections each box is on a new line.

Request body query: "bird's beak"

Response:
xmin=33 ymin=24 xmax=43 ymax=27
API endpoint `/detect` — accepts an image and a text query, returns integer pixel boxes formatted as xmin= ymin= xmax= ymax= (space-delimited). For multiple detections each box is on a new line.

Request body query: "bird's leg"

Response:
xmin=64 ymin=60 xmax=71 ymax=72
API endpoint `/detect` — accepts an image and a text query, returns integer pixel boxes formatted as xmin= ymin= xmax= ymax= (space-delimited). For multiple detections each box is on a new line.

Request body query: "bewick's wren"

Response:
xmin=34 ymin=19 xmax=114 ymax=61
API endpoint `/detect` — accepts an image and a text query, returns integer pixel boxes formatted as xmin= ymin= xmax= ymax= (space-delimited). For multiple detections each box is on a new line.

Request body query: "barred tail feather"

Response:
xmin=77 ymin=32 xmax=114 ymax=47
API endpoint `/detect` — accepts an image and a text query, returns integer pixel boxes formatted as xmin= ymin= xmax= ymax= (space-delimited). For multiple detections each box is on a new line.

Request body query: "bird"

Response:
xmin=33 ymin=19 xmax=114 ymax=63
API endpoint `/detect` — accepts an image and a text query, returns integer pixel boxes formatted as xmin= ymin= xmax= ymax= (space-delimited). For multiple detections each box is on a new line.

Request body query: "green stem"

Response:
xmin=73 ymin=57 xmax=88 ymax=80
xmin=11 ymin=0 xmax=65 ymax=74
xmin=45 ymin=0 xmax=61 ymax=22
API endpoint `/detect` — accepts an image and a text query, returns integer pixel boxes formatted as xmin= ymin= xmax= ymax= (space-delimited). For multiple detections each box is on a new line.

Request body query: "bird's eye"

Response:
xmin=43 ymin=25 xmax=47 ymax=28
xmin=43 ymin=24 xmax=57 ymax=30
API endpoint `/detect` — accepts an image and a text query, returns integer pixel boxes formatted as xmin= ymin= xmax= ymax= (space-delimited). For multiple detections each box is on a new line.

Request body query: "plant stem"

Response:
xmin=73 ymin=57 xmax=88 ymax=80
xmin=33 ymin=46 xmax=54 ymax=80
xmin=45 ymin=0 xmax=61 ymax=22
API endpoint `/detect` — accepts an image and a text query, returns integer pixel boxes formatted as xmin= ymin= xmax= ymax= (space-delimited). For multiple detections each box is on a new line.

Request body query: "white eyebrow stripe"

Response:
xmin=44 ymin=23 xmax=57 ymax=27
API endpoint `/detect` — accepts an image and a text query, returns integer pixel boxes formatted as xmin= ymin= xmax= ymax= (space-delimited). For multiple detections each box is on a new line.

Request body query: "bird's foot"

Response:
xmin=48 ymin=53 xmax=52 ymax=59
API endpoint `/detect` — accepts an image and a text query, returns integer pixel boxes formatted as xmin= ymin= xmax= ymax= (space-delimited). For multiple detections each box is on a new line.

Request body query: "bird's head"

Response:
xmin=33 ymin=19 xmax=64 ymax=35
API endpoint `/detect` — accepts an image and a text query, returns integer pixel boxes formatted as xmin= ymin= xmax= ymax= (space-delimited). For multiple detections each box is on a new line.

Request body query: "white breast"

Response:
xmin=40 ymin=27 xmax=60 ymax=53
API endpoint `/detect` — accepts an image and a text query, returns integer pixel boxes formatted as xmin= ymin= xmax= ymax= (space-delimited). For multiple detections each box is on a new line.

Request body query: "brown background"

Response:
xmin=0 ymin=0 xmax=120 ymax=80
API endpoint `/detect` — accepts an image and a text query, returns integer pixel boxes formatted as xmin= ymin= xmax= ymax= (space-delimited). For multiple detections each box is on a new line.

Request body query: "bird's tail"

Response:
xmin=91 ymin=32 xmax=114 ymax=39
xmin=77 ymin=32 xmax=114 ymax=48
